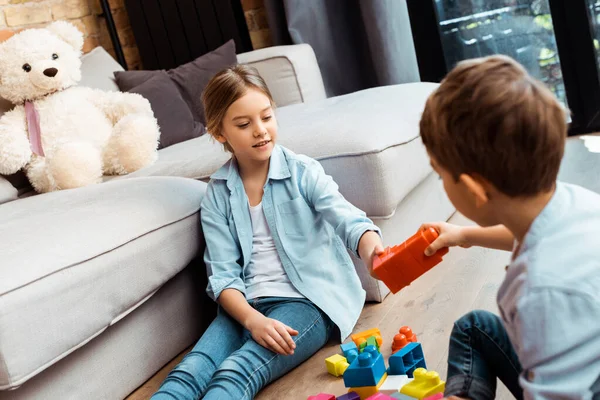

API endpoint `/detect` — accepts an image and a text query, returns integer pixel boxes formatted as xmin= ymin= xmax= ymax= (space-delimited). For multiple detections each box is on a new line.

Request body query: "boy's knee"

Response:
xmin=454 ymin=310 xmax=495 ymax=332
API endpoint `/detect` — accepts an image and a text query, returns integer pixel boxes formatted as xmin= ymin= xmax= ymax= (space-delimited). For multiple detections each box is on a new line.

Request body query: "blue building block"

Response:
xmin=341 ymin=342 xmax=359 ymax=363
xmin=388 ymin=342 xmax=426 ymax=377
xmin=343 ymin=346 xmax=386 ymax=388
xmin=337 ymin=392 xmax=360 ymax=400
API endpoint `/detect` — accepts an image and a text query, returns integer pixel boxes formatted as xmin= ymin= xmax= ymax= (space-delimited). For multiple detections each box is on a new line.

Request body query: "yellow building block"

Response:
xmin=349 ymin=373 xmax=387 ymax=400
xmin=399 ymin=368 xmax=445 ymax=399
xmin=325 ymin=354 xmax=349 ymax=377
xmin=350 ymin=328 xmax=383 ymax=348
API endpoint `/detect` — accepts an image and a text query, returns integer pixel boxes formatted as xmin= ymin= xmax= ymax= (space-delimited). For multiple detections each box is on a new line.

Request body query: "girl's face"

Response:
xmin=218 ymin=88 xmax=277 ymax=166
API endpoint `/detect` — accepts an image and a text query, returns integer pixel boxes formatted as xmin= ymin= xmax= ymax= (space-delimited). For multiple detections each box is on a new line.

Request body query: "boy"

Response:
xmin=416 ymin=55 xmax=600 ymax=398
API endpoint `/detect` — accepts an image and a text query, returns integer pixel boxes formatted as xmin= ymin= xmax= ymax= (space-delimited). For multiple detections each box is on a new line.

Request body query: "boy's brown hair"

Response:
xmin=420 ymin=55 xmax=568 ymax=197
xmin=202 ymin=65 xmax=274 ymax=153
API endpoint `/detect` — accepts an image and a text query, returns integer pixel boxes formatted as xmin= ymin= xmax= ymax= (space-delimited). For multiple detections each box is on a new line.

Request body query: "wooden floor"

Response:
xmin=127 ymin=212 xmax=514 ymax=400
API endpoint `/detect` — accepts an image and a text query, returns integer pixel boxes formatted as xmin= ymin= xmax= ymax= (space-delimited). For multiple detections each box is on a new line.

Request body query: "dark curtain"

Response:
xmin=264 ymin=0 xmax=421 ymax=97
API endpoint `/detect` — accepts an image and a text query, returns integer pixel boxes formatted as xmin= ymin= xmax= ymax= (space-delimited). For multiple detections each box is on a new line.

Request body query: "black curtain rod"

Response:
xmin=99 ymin=0 xmax=128 ymax=70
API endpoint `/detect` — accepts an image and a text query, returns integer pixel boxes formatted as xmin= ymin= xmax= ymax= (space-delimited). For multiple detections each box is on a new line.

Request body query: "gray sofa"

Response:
xmin=0 ymin=45 xmax=453 ymax=399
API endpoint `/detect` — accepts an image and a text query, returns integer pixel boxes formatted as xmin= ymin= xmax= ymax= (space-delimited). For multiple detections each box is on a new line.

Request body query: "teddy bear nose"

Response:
xmin=43 ymin=68 xmax=58 ymax=77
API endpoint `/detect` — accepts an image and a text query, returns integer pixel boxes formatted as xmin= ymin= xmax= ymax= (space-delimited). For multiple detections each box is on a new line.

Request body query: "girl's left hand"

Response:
xmin=358 ymin=231 xmax=385 ymax=278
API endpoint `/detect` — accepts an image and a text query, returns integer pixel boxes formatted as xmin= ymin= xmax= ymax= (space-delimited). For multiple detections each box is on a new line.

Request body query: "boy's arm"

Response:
xmin=422 ymin=222 xmax=514 ymax=255
xmin=299 ymin=157 xmax=381 ymax=258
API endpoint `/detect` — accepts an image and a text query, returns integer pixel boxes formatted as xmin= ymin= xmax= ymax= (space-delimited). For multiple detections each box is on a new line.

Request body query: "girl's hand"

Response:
xmin=358 ymin=231 xmax=385 ymax=278
xmin=245 ymin=313 xmax=298 ymax=355
xmin=419 ymin=222 xmax=470 ymax=256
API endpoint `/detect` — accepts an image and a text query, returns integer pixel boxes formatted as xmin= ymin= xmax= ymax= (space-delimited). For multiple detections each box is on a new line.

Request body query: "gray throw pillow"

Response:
xmin=128 ymin=72 xmax=203 ymax=149
xmin=114 ymin=40 xmax=237 ymax=127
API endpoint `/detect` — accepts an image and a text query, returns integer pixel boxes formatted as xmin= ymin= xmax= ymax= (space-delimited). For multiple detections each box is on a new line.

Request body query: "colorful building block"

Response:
xmin=392 ymin=327 xmax=417 ymax=354
xmin=343 ymin=346 xmax=387 ymax=387
xmin=378 ymin=374 xmax=411 ymax=395
xmin=341 ymin=342 xmax=359 ymax=363
xmin=351 ymin=328 xmax=383 ymax=349
xmin=326 ymin=354 xmax=350 ymax=377
xmin=399 ymin=368 xmax=445 ymax=399
xmin=366 ymin=335 xmax=380 ymax=352
xmin=423 ymin=394 xmax=443 ymax=400
xmin=348 ymin=373 xmax=387 ymax=400
xmin=308 ymin=394 xmax=336 ymax=400
xmin=337 ymin=392 xmax=361 ymax=400
xmin=388 ymin=343 xmax=426 ymax=377
xmin=373 ymin=228 xmax=448 ymax=293
xmin=365 ymin=393 xmax=396 ymax=400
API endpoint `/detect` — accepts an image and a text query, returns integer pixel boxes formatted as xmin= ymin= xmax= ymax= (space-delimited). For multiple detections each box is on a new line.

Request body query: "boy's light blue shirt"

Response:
xmin=498 ymin=182 xmax=600 ymax=398
xmin=201 ymin=145 xmax=380 ymax=340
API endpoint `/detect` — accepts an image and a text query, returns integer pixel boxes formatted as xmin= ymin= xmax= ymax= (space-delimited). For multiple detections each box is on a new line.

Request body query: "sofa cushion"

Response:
xmin=0 ymin=176 xmax=17 ymax=204
xmin=79 ymin=46 xmax=124 ymax=92
xmin=0 ymin=176 xmax=206 ymax=390
xmin=117 ymin=83 xmax=438 ymax=217
xmin=127 ymin=72 xmax=204 ymax=149
xmin=276 ymin=82 xmax=438 ymax=217
xmin=114 ymin=40 xmax=237 ymax=130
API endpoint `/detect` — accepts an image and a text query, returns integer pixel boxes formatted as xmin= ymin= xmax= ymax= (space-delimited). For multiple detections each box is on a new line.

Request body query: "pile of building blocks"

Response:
xmin=313 ymin=327 xmax=445 ymax=400
xmin=372 ymin=227 xmax=448 ymax=294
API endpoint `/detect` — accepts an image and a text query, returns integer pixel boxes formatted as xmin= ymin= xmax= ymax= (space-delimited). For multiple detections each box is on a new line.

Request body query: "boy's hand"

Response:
xmin=245 ymin=313 xmax=298 ymax=356
xmin=358 ymin=230 xmax=385 ymax=278
xmin=420 ymin=222 xmax=470 ymax=256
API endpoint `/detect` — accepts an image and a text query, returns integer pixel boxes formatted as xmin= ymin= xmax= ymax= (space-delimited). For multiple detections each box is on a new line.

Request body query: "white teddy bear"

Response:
xmin=0 ymin=21 xmax=160 ymax=193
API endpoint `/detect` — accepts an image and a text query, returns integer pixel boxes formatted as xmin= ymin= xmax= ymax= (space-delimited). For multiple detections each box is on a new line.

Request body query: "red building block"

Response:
xmin=365 ymin=393 xmax=396 ymax=400
xmin=308 ymin=394 xmax=335 ymax=400
xmin=423 ymin=394 xmax=443 ymax=400
xmin=373 ymin=228 xmax=448 ymax=294
xmin=392 ymin=326 xmax=418 ymax=354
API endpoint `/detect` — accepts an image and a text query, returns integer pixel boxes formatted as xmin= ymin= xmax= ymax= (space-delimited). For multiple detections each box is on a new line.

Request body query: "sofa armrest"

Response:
xmin=237 ymin=44 xmax=326 ymax=107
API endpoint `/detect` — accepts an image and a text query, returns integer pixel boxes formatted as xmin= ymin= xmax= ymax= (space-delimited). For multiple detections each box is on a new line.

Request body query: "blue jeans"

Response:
xmin=152 ymin=297 xmax=333 ymax=400
xmin=445 ymin=310 xmax=524 ymax=399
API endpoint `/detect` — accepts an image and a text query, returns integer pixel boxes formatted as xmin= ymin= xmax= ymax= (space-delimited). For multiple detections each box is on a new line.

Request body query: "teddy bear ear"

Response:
xmin=46 ymin=21 xmax=84 ymax=53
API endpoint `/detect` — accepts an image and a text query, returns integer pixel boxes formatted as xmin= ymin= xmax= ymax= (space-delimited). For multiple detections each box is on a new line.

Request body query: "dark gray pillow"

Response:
xmin=128 ymin=72 xmax=203 ymax=149
xmin=114 ymin=40 xmax=238 ymax=127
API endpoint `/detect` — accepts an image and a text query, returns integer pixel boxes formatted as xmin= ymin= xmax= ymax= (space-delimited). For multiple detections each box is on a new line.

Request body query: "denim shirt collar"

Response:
xmin=210 ymin=145 xmax=291 ymax=190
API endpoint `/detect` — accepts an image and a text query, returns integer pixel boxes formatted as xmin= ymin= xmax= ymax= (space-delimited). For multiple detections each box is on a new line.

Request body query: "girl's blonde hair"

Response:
xmin=202 ymin=65 xmax=274 ymax=153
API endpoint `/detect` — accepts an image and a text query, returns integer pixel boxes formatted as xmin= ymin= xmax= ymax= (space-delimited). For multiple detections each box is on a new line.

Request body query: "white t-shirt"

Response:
xmin=244 ymin=202 xmax=304 ymax=300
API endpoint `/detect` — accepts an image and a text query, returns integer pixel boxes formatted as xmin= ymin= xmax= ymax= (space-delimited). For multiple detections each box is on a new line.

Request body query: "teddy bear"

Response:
xmin=0 ymin=21 xmax=160 ymax=193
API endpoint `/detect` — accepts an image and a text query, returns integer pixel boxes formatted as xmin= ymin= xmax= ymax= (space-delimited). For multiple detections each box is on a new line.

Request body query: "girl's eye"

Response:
xmin=263 ymin=115 xmax=272 ymax=121
xmin=237 ymin=123 xmax=250 ymax=129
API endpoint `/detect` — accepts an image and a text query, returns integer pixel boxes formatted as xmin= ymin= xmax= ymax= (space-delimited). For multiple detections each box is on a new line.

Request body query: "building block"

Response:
xmin=343 ymin=346 xmax=387 ymax=387
xmin=366 ymin=335 xmax=380 ymax=352
xmin=392 ymin=327 xmax=417 ymax=354
xmin=372 ymin=228 xmax=448 ymax=293
xmin=378 ymin=374 xmax=412 ymax=395
xmin=390 ymin=393 xmax=418 ymax=400
xmin=423 ymin=394 xmax=443 ymax=400
xmin=341 ymin=342 xmax=359 ymax=363
xmin=308 ymin=394 xmax=336 ymax=400
xmin=388 ymin=343 xmax=426 ymax=377
xmin=365 ymin=394 xmax=396 ymax=400
xmin=337 ymin=392 xmax=361 ymax=400
xmin=326 ymin=354 xmax=350 ymax=377
xmin=351 ymin=328 xmax=383 ymax=349
xmin=348 ymin=373 xmax=387 ymax=400
xmin=399 ymin=368 xmax=445 ymax=399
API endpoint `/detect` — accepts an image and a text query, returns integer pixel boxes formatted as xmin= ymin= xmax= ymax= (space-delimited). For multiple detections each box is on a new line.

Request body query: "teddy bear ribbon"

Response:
xmin=24 ymin=101 xmax=45 ymax=157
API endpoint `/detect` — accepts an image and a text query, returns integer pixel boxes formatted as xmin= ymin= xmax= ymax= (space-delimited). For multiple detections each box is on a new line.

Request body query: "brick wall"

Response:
xmin=0 ymin=0 xmax=272 ymax=70
xmin=0 ymin=0 xmax=141 ymax=69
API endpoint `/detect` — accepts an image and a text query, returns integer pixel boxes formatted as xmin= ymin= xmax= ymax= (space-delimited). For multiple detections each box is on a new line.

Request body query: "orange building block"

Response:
xmin=392 ymin=326 xmax=418 ymax=354
xmin=351 ymin=328 xmax=383 ymax=349
xmin=373 ymin=228 xmax=448 ymax=294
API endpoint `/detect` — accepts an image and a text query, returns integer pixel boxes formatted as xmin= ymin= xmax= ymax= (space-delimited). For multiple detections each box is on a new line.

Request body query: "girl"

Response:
xmin=152 ymin=65 xmax=384 ymax=400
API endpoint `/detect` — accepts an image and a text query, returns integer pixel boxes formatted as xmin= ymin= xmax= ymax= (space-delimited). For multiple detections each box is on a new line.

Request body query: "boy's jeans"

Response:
xmin=445 ymin=310 xmax=524 ymax=399
xmin=152 ymin=297 xmax=333 ymax=400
